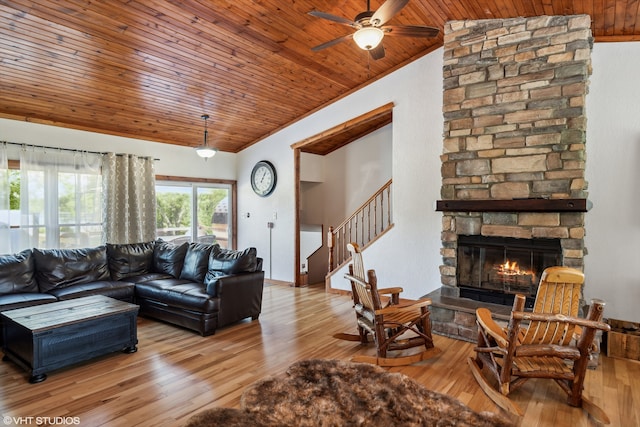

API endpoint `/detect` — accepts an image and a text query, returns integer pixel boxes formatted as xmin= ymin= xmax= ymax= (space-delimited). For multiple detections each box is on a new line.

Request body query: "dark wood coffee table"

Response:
xmin=1 ymin=295 xmax=139 ymax=383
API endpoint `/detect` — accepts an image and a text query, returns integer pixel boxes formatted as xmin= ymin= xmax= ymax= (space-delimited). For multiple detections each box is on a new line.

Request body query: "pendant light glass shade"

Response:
xmin=195 ymin=146 xmax=217 ymax=158
xmin=195 ymin=114 xmax=218 ymax=159
xmin=353 ymin=27 xmax=384 ymax=50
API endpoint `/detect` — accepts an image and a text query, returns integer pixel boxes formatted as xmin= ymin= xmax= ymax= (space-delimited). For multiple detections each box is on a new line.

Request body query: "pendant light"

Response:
xmin=195 ymin=114 xmax=217 ymax=159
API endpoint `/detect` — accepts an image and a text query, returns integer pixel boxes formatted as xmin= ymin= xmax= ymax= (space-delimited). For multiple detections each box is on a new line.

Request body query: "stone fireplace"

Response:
xmin=428 ymin=15 xmax=593 ymax=341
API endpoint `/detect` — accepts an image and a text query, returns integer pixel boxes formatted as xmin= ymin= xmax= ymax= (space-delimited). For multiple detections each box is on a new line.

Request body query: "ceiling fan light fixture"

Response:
xmin=195 ymin=114 xmax=218 ymax=159
xmin=353 ymin=26 xmax=384 ymax=50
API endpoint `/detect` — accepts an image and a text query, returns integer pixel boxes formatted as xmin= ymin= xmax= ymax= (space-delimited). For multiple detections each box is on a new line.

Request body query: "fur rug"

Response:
xmin=185 ymin=359 xmax=513 ymax=427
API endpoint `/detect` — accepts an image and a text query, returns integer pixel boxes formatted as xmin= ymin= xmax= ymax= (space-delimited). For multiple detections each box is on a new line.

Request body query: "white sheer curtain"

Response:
xmin=19 ymin=146 xmax=103 ymax=250
xmin=102 ymin=153 xmax=156 ymax=244
xmin=0 ymin=143 xmax=10 ymax=254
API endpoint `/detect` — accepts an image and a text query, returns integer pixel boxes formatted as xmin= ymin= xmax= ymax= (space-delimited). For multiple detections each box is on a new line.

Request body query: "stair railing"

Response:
xmin=327 ymin=179 xmax=392 ymax=272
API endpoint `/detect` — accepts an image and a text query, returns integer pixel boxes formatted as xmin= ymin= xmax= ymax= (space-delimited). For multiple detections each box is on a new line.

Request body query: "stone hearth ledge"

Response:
xmin=425 ymin=288 xmax=511 ymax=342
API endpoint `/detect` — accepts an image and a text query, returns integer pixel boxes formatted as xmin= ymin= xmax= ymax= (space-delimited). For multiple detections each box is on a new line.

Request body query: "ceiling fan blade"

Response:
xmin=308 ymin=10 xmax=356 ymax=27
xmin=369 ymin=43 xmax=385 ymax=60
xmin=383 ymin=25 xmax=440 ymax=38
xmin=311 ymin=34 xmax=354 ymax=51
xmin=370 ymin=0 xmax=409 ymax=27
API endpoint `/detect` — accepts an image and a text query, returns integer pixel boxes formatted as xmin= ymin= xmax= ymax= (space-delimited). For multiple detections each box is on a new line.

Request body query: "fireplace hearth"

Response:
xmin=457 ymin=236 xmax=562 ymax=308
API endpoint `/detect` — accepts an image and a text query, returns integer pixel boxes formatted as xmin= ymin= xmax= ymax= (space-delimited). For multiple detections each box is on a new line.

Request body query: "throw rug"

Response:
xmin=185 ymin=359 xmax=513 ymax=426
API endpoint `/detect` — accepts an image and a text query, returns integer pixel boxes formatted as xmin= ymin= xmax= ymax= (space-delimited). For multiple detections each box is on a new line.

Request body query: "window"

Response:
xmin=57 ymin=168 xmax=103 ymax=248
xmin=2 ymin=149 xmax=103 ymax=253
xmin=155 ymin=181 xmax=232 ymax=248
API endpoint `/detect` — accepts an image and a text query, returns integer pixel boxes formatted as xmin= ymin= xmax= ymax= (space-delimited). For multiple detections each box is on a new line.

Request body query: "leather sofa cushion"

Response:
xmin=204 ymin=248 xmax=259 ymax=297
xmin=153 ymin=240 xmax=188 ymax=278
xmin=208 ymin=247 xmax=258 ymax=275
xmin=180 ymin=243 xmax=216 ymax=283
xmin=135 ymin=278 xmax=219 ymax=313
xmin=0 ymin=292 xmax=57 ymax=311
xmin=34 ymin=246 xmax=110 ymax=293
xmin=123 ymin=272 xmax=173 ymax=284
xmin=49 ymin=280 xmax=135 ymax=301
xmin=107 ymin=241 xmax=155 ymax=281
xmin=0 ymin=249 xmax=38 ymax=294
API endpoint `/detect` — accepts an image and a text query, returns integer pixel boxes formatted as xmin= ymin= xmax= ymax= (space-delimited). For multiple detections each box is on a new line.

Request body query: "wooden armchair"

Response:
xmin=467 ymin=266 xmax=611 ymax=424
xmin=334 ymin=243 xmax=401 ymax=343
xmin=339 ymin=243 xmax=440 ymax=366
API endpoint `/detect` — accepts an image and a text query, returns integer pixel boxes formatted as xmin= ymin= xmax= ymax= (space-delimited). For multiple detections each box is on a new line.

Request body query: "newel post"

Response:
xmin=327 ymin=226 xmax=335 ymax=272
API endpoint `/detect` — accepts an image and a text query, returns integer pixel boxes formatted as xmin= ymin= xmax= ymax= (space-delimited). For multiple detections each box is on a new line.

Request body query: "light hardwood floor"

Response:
xmin=1 ymin=283 xmax=638 ymax=427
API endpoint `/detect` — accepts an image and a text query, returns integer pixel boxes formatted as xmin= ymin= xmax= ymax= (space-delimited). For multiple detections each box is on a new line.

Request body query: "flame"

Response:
xmin=496 ymin=260 xmax=531 ymax=276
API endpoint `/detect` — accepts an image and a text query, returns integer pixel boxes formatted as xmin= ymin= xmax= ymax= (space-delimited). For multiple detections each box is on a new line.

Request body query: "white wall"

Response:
xmin=299 ymin=126 xmax=393 ymax=233
xmin=0 ymin=119 xmax=237 ymax=179
xmin=297 ymin=125 xmax=393 ymax=284
xmin=300 ymin=152 xmax=324 ymax=182
xmin=299 ymin=153 xmax=325 ymax=228
xmin=3 ymin=42 xmax=639 ymax=322
xmin=324 ymin=124 xmax=393 ymax=227
xmin=326 ymin=53 xmax=444 ymax=299
xmin=584 ymin=42 xmax=640 ymax=322
xmin=238 ymin=50 xmax=444 ymax=296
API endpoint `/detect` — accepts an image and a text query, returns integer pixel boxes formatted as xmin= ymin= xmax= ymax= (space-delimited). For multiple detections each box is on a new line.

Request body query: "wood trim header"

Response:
xmin=291 ymin=103 xmax=394 ymax=156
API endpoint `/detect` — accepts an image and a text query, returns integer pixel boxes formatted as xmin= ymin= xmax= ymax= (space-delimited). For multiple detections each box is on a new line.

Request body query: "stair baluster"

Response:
xmin=327 ymin=179 xmax=392 ymax=272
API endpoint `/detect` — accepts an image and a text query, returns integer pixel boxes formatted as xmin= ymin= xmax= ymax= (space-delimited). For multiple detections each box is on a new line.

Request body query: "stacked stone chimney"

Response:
xmin=439 ymin=15 xmax=593 ymax=294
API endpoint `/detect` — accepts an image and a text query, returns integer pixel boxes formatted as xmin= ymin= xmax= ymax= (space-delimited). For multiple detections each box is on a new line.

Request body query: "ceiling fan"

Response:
xmin=309 ymin=0 xmax=439 ymax=60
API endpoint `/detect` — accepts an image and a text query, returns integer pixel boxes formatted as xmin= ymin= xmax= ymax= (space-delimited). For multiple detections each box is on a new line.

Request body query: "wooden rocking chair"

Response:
xmin=467 ymin=266 xmax=611 ymax=424
xmin=339 ymin=243 xmax=440 ymax=366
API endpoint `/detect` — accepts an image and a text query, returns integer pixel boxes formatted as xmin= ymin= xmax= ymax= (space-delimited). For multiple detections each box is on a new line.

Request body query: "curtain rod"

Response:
xmin=1 ymin=141 xmax=159 ymax=161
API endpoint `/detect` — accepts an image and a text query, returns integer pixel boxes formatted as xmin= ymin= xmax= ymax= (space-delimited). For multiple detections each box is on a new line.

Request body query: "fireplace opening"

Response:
xmin=457 ymin=236 xmax=562 ymax=308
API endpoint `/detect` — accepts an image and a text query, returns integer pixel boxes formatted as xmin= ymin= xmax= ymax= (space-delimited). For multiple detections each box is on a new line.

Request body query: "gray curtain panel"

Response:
xmin=102 ymin=153 xmax=156 ymax=244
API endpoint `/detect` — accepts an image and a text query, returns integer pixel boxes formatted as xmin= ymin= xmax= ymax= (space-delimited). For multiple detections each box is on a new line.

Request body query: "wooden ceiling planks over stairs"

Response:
xmin=292 ymin=103 xmax=393 ymax=156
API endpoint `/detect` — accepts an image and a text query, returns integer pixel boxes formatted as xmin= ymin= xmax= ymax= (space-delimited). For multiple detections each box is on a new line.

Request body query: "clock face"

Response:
xmin=251 ymin=161 xmax=277 ymax=197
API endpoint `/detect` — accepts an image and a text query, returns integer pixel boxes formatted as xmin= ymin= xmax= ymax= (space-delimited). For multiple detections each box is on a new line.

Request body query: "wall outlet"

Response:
xmin=267 ymin=222 xmax=274 ymax=229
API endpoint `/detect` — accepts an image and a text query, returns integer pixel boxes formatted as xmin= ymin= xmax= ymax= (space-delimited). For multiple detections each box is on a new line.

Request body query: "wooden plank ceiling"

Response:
xmin=1 ymin=1 xmax=639 ymax=154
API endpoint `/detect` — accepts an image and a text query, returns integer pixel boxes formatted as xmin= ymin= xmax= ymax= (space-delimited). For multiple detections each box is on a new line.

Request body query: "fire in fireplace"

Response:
xmin=456 ymin=236 xmax=562 ymax=308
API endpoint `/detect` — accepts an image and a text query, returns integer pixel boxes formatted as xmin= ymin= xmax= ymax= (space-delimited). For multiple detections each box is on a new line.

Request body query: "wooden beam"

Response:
xmin=435 ymin=199 xmax=591 ymax=212
xmin=290 ymin=103 xmax=394 ymax=150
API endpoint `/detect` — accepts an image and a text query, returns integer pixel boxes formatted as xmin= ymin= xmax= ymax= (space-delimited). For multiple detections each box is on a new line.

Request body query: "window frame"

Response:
xmin=154 ymin=175 xmax=237 ymax=249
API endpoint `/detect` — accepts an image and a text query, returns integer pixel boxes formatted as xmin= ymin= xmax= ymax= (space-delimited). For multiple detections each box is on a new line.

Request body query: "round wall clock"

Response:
xmin=251 ymin=160 xmax=277 ymax=197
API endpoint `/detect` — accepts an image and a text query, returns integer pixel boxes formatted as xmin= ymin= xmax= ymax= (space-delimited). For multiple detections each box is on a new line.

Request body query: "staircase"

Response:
xmin=326 ymin=179 xmax=393 ymax=281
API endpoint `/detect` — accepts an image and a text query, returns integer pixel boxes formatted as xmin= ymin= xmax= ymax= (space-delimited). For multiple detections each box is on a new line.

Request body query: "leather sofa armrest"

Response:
xmin=209 ymin=271 xmax=264 ymax=298
xmin=211 ymin=271 xmax=265 ymax=326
